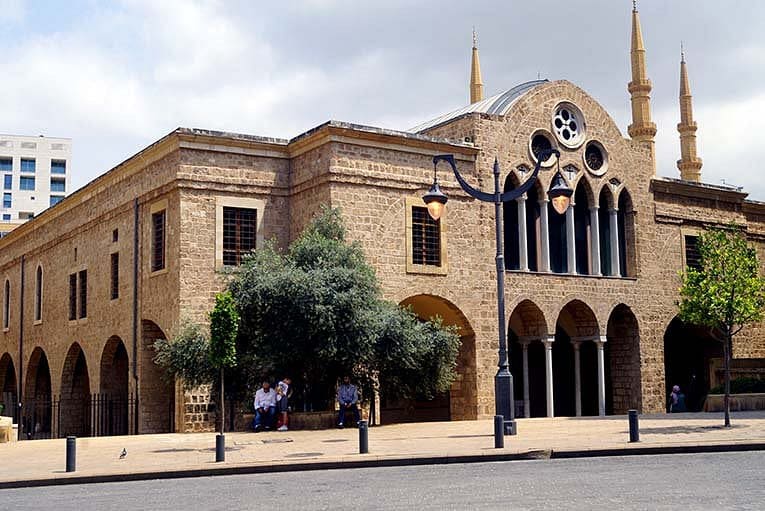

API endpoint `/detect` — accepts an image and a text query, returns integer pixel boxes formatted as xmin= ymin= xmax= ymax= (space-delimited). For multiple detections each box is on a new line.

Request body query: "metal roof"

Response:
xmin=410 ymin=79 xmax=548 ymax=133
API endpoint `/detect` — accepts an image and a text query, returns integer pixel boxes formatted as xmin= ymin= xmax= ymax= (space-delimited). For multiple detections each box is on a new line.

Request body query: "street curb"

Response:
xmin=2 ymin=442 xmax=764 ymax=489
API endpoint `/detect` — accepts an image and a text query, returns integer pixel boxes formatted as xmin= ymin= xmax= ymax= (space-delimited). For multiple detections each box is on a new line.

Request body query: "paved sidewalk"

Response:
xmin=1 ymin=411 xmax=764 ymax=488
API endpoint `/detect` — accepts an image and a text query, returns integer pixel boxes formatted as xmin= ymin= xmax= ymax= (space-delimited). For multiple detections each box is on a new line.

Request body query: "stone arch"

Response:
xmin=618 ymin=188 xmax=636 ymax=277
xmin=140 ymin=320 xmax=174 ymax=433
xmin=508 ymin=300 xmax=548 ymax=418
xmin=0 ymin=352 xmax=17 ymax=422
xmin=554 ymin=300 xmax=600 ymax=417
xmin=605 ymin=304 xmax=642 ymax=414
xmin=384 ymin=294 xmax=476 ymax=423
xmin=663 ymin=317 xmax=722 ymax=412
xmin=598 ymin=185 xmax=614 ymax=275
xmin=98 ymin=336 xmax=130 ymax=435
xmin=23 ymin=347 xmax=52 ymax=438
xmin=59 ymin=342 xmax=91 ymax=437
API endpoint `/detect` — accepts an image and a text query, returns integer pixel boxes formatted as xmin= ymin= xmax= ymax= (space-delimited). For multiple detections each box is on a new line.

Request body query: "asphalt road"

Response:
xmin=1 ymin=452 xmax=763 ymax=510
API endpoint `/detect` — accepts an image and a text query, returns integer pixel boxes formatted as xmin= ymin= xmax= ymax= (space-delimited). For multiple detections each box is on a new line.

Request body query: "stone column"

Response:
xmin=520 ymin=339 xmax=531 ymax=418
xmin=543 ymin=336 xmax=555 ymax=418
xmin=589 ymin=206 xmax=601 ymax=276
xmin=539 ymin=199 xmax=551 ymax=272
xmin=595 ymin=336 xmax=607 ymax=417
xmin=566 ymin=203 xmax=576 ymax=274
xmin=572 ymin=340 xmax=582 ymax=417
xmin=517 ymin=195 xmax=528 ymax=271
xmin=609 ymin=208 xmax=620 ymax=276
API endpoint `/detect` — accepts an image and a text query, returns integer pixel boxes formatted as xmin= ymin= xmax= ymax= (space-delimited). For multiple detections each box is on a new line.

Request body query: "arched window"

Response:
xmin=503 ymin=174 xmax=520 ymax=270
xmin=617 ymin=189 xmax=635 ymax=277
xmin=3 ymin=280 xmax=9 ymax=330
xmin=548 ymin=198 xmax=568 ymax=273
xmin=525 ymin=183 xmax=541 ymax=271
xmin=598 ymin=187 xmax=612 ymax=276
xmin=35 ymin=266 xmax=43 ymax=322
xmin=573 ymin=181 xmax=592 ymax=275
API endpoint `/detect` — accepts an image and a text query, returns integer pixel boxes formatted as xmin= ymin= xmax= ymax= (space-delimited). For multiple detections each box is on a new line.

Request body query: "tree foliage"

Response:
xmin=209 ymin=291 xmax=239 ymax=369
xmin=154 ymin=322 xmax=215 ymax=389
xmin=678 ymin=228 xmax=765 ymax=425
xmin=229 ymin=205 xmax=461 ymax=408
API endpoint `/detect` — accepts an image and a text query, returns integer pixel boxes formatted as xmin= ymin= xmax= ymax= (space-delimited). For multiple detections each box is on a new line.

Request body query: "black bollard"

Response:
xmin=216 ymin=434 xmax=225 ymax=462
xmin=494 ymin=415 xmax=504 ymax=449
xmin=66 ymin=436 xmax=76 ymax=472
xmin=628 ymin=409 xmax=639 ymax=443
xmin=358 ymin=420 xmax=369 ymax=454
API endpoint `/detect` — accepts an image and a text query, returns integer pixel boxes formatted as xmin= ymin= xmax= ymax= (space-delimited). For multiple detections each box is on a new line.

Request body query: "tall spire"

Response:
xmin=627 ymin=1 xmax=657 ymax=173
xmin=677 ymin=45 xmax=702 ymax=181
xmin=470 ymin=27 xmax=484 ymax=104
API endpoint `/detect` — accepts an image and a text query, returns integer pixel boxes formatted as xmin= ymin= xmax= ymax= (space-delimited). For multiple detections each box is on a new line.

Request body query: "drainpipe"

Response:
xmin=132 ymin=199 xmax=140 ymax=433
xmin=17 ymin=255 xmax=25 ymax=439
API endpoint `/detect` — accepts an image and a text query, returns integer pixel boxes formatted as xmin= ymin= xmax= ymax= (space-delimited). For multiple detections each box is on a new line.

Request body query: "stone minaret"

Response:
xmin=470 ymin=28 xmax=484 ymax=104
xmin=627 ymin=1 xmax=657 ymax=172
xmin=677 ymin=45 xmax=702 ymax=181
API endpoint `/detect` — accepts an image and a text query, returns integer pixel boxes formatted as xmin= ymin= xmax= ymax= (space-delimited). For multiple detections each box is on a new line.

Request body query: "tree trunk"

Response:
xmin=220 ymin=367 xmax=225 ymax=435
xmin=723 ymin=333 xmax=731 ymax=428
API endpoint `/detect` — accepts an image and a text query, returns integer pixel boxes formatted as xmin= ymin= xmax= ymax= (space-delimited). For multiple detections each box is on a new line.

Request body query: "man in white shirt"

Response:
xmin=253 ymin=381 xmax=277 ymax=431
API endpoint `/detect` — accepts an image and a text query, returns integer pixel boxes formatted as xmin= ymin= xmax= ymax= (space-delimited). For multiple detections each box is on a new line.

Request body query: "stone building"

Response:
xmin=1 ymin=5 xmax=764 ymax=436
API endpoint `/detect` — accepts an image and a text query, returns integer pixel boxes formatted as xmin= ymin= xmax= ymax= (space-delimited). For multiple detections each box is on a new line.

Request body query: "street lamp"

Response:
xmin=423 ymin=148 xmax=570 ymax=435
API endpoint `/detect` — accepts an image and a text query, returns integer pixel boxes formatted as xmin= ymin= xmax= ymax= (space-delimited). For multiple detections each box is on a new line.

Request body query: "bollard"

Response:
xmin=216 ymin=434 xmax=225 ymax=462
xmin=66 ymin=436 xmax=76 ymax=472
xmin=358 ymin=420 xmax=369 ymax=454
xmin=494 ymin=415 xmax=504 ymax=449
xmin=628 ymin=409 xmax=639 ymax=443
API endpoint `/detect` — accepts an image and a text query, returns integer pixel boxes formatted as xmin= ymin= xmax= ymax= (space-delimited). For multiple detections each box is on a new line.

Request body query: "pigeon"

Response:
xmin=119 ymin=448 xmax=127 ymax=460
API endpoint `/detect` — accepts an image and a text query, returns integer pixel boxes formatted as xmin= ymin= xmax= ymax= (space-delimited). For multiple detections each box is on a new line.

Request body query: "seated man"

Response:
xmin=253 ymin=381 xmax=277 ymax=432
xmin=337 ymin=376 xmax=361 ymax=428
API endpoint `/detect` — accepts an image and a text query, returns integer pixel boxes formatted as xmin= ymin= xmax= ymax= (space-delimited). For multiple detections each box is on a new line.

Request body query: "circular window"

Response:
xmin=583 ymin=140 xmax=608 ymax=176
xmin=551 ymin=102 xmax=586 ymax=149
xmin=528 ymin=130 xmax=557 ymax=167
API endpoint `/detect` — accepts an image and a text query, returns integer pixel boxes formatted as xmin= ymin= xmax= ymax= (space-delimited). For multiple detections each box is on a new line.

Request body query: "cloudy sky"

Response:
xmin=2 ymin=0 xmax=764 ymax=198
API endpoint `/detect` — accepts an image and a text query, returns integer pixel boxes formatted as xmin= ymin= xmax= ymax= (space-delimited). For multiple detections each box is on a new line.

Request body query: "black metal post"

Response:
xmin=494 ymin=415 xmax=504 ymax=448
xmin=358 ymin=420 xmax=369 ymax=454
xmin=216 ymin=434 xmax=225 ymax=462
xmin=628 ymin=409 xmax=639 ymax=442
xmin=66 ymin=436 xmax=76 ymax=472
xmin=493 ymin=160 xmax=516 ymax=436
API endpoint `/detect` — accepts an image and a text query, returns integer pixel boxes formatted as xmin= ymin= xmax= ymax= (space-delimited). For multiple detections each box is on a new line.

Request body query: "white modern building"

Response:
xmin=0 ymin=134 xmax=70 ymax=236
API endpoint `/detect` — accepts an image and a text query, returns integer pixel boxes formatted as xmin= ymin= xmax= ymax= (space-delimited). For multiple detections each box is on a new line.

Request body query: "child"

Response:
xmin=275 ymin=377 xmax=292 ymax=431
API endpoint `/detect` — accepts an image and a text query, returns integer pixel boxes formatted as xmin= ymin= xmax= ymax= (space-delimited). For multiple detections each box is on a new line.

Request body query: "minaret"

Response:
xmin=627 ymin=1 xmax=657 ymax=172
xmin=470 ymin=28 xmax=484 ymax=104
xmin=677 ymin=45 xmax=702 ymax=181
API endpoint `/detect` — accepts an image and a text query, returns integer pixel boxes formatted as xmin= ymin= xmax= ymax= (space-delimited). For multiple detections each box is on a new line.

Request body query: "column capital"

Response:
xmin=589 ymin=204 xmax=600 ymax=212
xmin=517 ymin=193 xmax=527 ymax=203
xmin=609 ymin=206 xmax=619 ymax=214
xmin=539 ymin=197 xmax=550 ymax=205
xmin=594 ymin=335 xmax=608 ymax=347
xmin=542 ymin=336 xmax=555 ymax=347
xmin=571 ymin=340 xmax=582 ymax=351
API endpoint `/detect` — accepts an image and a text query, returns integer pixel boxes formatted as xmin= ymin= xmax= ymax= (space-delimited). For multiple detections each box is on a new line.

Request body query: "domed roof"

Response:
xmin=410 ymin=79 xmax=548 ymax=133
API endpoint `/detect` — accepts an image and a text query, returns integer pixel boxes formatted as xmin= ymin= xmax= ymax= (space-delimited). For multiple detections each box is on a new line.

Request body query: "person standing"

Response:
xmin=276 ymin=377 xmax=292 ymax=431
xmin=253 ymin=381 xmax=277 ymax=431
xmin=337 ymin=376 xmax=361 ymax=428
xmin=669 ymin=384 xmax=687 ymax=413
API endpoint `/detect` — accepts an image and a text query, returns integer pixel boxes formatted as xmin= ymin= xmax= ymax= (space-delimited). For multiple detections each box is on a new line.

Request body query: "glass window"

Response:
xmin=69 ymin=273 xmax=77 ymax=321
xmin=3 ymin=193 xmax=10 ymax=209
xmin=111 ymin=253 xmax=119 ymax=299
xmin=685 ymin=235 xmax=702 ymax=270
xmin=3 ymin=175 xmax=11 ymax=190
xmin=19 ymin=176 xmax=35 ymax=191
xmin=0 ymin=158 xmax=11 ymax=172
xmin=51 ymin=160 xmax=66 ymax=174
xmin=78 ymin=270 xmax=87 ymax=319
xmin=35 ymin=266 xmax=42 ymax=322
xmin=151 ymin=210 xmax=166 ymax=272
xmin=50 ymin=196 xmax=64 ymax=207
xmin=50 ymin=178 xmax=65 ymax=192
xmin=20 ymin=158 xmax=35 ymax=173
xmin=411 ymin=206 xmax=442 ymax=266
xmin=2 ymin=214 xmax=10 ymax=221
xmin=223 ymin=207 xmax=257 ymax=266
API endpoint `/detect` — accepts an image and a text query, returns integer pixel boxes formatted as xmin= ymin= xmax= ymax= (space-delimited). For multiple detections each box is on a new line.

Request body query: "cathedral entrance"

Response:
xmin=664 ymin=317 xmax=722 ymax=412
xmin=381 ymin=295 xmax=476 ymax=424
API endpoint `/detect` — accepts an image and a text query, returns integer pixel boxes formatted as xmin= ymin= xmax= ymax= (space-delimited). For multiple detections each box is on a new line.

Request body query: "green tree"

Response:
xmin=229 ymin=205 xmax=460 ymax=409
xmin=209 ymin=291 xmax=240 ymax=434
xmin=154 ymin=322 xmax=215 ymax=388
xmin=678 ymin=228 xmax=765 ymax=426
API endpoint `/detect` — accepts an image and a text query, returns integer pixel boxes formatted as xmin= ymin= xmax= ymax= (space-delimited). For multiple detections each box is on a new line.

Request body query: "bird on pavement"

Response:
xmin=119 ymin=448 xmax=127 ymax=459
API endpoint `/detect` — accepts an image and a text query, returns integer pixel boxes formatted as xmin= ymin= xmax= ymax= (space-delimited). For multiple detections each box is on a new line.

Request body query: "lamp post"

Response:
xmin=424 ymin=148 xmax=570 ymax=435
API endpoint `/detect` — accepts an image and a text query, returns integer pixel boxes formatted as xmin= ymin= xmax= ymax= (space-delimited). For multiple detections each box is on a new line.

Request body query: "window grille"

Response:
xmin=151 ymin=210 xmax=166 ymax=272
xmin=68 ymin=274 xmax=77 ymax=320
xmin=685 ymin=235 xmax=702 ymax=270
xmin=78 ymin=270 xmax=87 ymax=319
xmin=223 ymin=207 xmax=257 ymax=266
xmin=411 ymin=206 xmax=441 ymax=266
xmin=111 ymin=253 xmax=119 ymax=300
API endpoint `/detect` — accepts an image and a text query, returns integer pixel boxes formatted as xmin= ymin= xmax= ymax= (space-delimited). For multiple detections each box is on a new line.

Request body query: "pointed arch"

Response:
xmin=606 ymin=304 xmax=641 ymax=414
xmin=598 ymin=186 xmax=613 ymax=276
xmin=99 ymin=336 xmax=130 ymax=435
xmin=574 ymin=179 xmax=594 ymax=274
xmin=525 ymin=179 xmax=543 ymax=271
xmin=503 ymin=172 xmax=521 ymax=270
xmin=24 ymin=347 xmax=52 ymax=438
xmin=141 ymin=320 xmax=175 ymax=433
xmin=0 ymin=352 xmax=17 ymax=422
xmin=617 ymin=188 xmax=636 ymax=277
xmin=60 ymin=342 xmax=91 ymax=437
